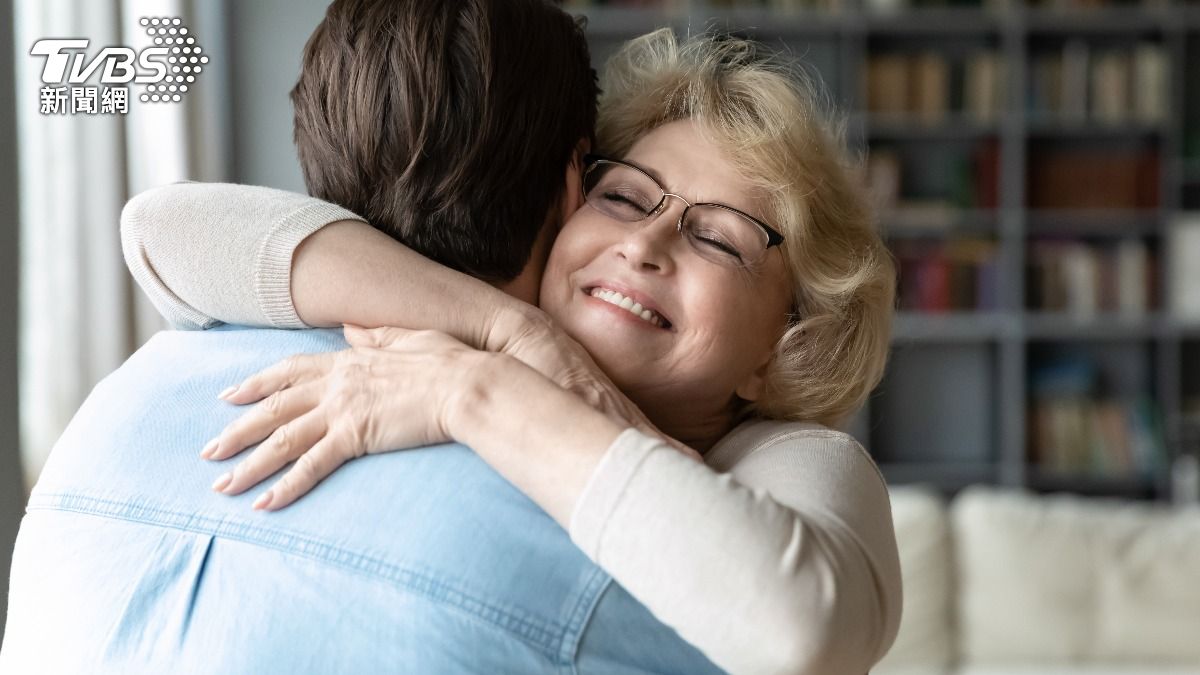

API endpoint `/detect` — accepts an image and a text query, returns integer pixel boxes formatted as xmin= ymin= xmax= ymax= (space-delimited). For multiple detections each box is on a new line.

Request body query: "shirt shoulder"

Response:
xmin=706 ymin=417 xmax=874 ymax=467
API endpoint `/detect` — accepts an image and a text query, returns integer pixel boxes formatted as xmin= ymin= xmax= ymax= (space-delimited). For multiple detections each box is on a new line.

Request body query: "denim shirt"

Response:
xmin=1 ymin=327 xmax=724 ymax=675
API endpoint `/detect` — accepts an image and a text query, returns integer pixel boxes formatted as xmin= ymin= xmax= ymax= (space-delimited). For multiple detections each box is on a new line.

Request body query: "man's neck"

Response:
xmin=493 ymin=212 xmax=559 ymax=305
xmin=495 ymin=271 xmax=540 ymax=306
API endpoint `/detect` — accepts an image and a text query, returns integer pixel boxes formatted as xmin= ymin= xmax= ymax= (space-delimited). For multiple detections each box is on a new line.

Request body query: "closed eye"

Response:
xmin=693 ymin=232 xmax=744 ymax=260
xmin=601 ymin=191 xmax=653 ymax=216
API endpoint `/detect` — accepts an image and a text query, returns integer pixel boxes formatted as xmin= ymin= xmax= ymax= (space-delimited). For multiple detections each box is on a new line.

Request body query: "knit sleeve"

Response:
xmin=568 ymin=425 xmax=903 ymax=675
xmin=120 ymin=182 xmax=365 ymax=330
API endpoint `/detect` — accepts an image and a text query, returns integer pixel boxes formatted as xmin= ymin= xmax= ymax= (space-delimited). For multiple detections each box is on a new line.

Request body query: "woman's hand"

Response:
xmin=204 ymin=328 xmax=484 ymax=510
xmin=205 ymin=324 xmax=702 ymax=511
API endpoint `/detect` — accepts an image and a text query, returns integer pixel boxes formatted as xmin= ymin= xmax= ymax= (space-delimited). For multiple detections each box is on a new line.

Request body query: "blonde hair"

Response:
xmin=597 ymin=29 xmax=895 ymax=428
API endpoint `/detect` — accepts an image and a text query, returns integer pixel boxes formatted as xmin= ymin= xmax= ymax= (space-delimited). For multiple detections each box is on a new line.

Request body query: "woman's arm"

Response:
xmin=120 ymin=183 xmax=540 ymax=351
xmin=453 ymin=362 xmax=903 ymax=675
xmin=563 ymin=426 xmax=902 ymax=675
xmin=120 ymin=182 xmax=364 ymax=329
xmin=207 ymin=329 xmax=899 ymax=675
xmin=123 ymin=184 xmax=641 ymax=422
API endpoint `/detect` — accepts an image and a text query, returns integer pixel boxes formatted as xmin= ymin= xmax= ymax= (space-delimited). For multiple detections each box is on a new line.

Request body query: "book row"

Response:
xmin=865 ymin=51 xmax=1006 ymax=125
xmin=1026 ymin=238 xmax=1154 ymax=315
xmin=894 ymin=239 xmax=1001 ymax=311
xmin=1028 ymin=395 xmax=1166 ymax=478
xmin=1029 ymin=41 xmax=1168 ymax=126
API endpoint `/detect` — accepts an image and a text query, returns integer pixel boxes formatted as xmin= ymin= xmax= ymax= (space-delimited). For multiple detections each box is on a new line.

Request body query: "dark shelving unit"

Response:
xmin=573 ymin=0 xmax=1198 ymax=501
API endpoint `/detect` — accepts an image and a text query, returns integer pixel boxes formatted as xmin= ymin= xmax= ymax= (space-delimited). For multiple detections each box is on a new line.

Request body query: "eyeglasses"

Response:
xmin=581 ymin=154 xmax=784 ymax=268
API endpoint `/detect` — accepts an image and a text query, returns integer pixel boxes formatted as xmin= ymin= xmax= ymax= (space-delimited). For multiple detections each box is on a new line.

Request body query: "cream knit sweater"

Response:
xmin=120 ymin=183 xmax=902 ymax=675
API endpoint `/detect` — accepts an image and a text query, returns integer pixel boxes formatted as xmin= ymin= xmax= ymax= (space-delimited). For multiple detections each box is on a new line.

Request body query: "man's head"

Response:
xmin=291 ymin=0 xmax=597 ymax=295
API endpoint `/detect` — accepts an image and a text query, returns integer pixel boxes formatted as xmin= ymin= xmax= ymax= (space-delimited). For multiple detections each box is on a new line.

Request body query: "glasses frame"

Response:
xmin=580 ymin=154 xmax=785 ymax=259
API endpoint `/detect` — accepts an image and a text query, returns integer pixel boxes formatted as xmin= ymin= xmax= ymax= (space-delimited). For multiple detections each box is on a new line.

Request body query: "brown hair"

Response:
xmin=290 ymin=0 xmax=597 ymax=282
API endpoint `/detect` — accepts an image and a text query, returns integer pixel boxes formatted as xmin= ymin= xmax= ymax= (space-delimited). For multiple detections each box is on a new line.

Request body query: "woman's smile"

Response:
xmin=582 ymin=283 xmax=673 ymax=330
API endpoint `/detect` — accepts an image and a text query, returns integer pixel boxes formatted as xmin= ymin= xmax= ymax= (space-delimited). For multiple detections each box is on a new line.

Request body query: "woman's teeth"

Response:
xmin=589 ymin=288 xmax=666 ymax=328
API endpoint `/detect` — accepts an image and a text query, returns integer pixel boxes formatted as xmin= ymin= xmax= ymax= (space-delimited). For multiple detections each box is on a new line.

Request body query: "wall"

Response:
xmin=227 ymin=0 xmax=329 ymax=189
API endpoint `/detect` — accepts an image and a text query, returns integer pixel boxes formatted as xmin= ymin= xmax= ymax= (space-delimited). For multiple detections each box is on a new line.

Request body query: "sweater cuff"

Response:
xmin=568 ymin=428 xmax=662 ymax=560
xmin=254 ymin=202 xmax=367 ymax=329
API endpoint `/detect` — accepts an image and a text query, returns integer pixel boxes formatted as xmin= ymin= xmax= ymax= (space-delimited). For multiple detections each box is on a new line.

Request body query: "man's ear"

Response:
xmin=562 ymin=137 xmax=591 ymax=220
xmin=573 ymin=136 xmax=591 ymax=164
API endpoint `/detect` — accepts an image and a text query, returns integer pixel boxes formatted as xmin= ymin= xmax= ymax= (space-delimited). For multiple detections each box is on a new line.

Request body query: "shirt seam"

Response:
xmin=29 ymin=491 xmax=573 ymax=659
xmin=740 ymin=428 xmax=890 ymax=491
xmin=557 ymin=569 xmax=614 ymax=669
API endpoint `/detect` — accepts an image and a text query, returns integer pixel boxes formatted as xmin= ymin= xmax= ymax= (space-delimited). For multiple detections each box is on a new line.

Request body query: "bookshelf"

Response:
xmin=571 ymin=0 xmax=1200 ymax=501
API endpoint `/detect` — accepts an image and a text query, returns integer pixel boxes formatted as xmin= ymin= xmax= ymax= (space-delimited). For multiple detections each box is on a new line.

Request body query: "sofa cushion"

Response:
xmin=957 ymin=666 xmax=1200 ymax=675
xmin=952 ymin=486 xmax=1200 ymax=665
xmin=874 ymin=485 xmax=955 ymax=674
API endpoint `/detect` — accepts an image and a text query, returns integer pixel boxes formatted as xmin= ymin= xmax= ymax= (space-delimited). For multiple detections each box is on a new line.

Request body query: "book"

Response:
xmin=1061 ymin=39 xmax=1090 ymax=123
xmin=965 ymin=51 xmax=1005 ymax=124
xmin=1091 ymin=50 xmax=1131 ymax=126
xmin=1061 ymin=244 xmax=1100 ymax=318
xmin=1030 ymin=53 xmax=1063 ymax=118
xmin=911 ymin=52 xmax=950 ymax=125
xmin=1167 ymin=216 xmax=1200 ymax=321
xmin=1115 ymin=238 xmax=1149 ymax=315
xmin=866 ymin=54 xmax=910 ymax=118
xmin=866 ymin=149 xmax=902 ymax=212
xmin=1133 ymin=43 xmax=1167 ymax=125
xmin=973 ymin=139 xmax=1000 ymax=210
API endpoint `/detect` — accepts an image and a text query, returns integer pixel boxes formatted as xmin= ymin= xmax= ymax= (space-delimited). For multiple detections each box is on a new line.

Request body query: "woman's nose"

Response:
xmin=617 ymin=200 xmax=685 ymax=272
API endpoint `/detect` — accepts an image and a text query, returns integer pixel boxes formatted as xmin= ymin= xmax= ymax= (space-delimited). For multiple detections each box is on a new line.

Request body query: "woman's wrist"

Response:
xmin=441 ymin=351 xmax=519 ymax=442
xmin=441 ymin=350 xmax=622 ymax=527
xmin=482 ymin=301 xmax=554 ymax=356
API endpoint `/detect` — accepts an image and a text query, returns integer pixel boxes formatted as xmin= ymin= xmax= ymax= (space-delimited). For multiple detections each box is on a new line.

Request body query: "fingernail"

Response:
xmin=252 ymin=490 xmax=274 ymax=511
xmin=218 ymin=385 xmax=238 ymax=400
xmin=211 ymin=472 xmax=232 ymax=492
xmin=200 ymin=438 xmax=219 ymax=459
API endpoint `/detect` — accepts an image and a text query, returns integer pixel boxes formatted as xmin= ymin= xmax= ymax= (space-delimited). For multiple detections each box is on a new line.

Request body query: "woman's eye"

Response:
xmin=693 ymin=230 xmax=744 ymax=260
xmin=601 ymin=191 xmax=652 ymax=215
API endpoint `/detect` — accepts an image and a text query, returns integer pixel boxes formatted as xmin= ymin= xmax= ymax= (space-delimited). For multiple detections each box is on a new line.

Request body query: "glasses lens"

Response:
xmin=583 ymin=162 xmax=663 ymax=222
xmin=682 ymin=206 xmax=771 ymax=266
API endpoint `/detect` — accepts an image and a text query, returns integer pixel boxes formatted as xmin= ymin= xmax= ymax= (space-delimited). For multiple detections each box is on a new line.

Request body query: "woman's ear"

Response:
xmin=734 ymin=357 xmax=772 ymax=402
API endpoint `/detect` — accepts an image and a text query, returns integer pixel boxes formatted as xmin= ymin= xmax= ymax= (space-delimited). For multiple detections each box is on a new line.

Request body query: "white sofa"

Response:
xmin=874 ymin=485 xmax=1200 ymax=675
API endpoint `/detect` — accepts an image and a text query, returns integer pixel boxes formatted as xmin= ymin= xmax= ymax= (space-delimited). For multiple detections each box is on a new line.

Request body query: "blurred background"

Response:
xmin=3 ymin=0 xmax=1200 ymax=668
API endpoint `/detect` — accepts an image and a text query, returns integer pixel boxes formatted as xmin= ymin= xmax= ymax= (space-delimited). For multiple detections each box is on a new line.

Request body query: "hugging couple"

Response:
xmin=1 ymin=0 xmax=901 ymax=673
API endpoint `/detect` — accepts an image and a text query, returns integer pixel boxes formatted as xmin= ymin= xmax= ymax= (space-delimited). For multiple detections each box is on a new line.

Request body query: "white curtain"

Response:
xmin=15 ymin=0 xmax=230 ymax=487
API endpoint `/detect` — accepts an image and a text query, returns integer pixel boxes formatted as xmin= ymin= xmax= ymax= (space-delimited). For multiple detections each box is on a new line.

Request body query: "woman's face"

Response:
xmin=539 ymin=119 xmax=793 ymax=431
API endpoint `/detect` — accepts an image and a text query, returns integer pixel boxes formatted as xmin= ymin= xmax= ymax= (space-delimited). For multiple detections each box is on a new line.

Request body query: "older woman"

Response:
xmin=124 ymin=30 xmax=900 ymax=674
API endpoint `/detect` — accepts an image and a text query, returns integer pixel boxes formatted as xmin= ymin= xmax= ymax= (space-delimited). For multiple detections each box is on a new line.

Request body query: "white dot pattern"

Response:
xmin=137 ymin=17 xmax=206 ymax=104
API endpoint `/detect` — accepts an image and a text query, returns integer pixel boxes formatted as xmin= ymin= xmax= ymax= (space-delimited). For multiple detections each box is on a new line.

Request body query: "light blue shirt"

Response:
xmin=1 ymin=327 xmax=724 ymax=674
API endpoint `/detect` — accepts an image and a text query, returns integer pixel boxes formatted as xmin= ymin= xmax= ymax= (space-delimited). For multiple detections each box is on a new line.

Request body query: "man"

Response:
xmin=0 ymin=1 xmax=723 ymax=672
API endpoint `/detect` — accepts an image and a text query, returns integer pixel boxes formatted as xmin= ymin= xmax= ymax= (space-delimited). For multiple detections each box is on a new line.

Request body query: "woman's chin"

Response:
xmin=567 ymin=325 xmax=655 ymax=388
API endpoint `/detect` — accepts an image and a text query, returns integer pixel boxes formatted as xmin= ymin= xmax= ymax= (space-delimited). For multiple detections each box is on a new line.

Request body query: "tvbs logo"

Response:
xmin=32 ymin=17 xmax=206 ymax=114
xmin=31 ymin=40 xmax=169 ymax=85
